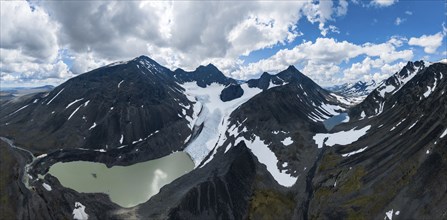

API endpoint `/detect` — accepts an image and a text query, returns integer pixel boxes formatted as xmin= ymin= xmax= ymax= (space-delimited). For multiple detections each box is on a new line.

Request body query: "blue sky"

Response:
xmin=1 ymin=0 xmax=446 ymax=87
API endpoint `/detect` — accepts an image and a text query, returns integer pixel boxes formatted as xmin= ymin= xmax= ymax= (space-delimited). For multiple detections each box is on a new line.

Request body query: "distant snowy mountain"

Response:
xmin=327 ymin=80 xmax=377 ymax=97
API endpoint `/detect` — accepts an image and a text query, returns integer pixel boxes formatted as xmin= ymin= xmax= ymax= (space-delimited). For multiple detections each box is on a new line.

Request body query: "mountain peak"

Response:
xmin=260 ymin=72 xmax=271 ymax=78
xmin=133 ymin=55 xmax=160 ymax=65
xmin=286 ymin=65 xmax=299 ymax=72
xmin=196 ymin=63 xmax=220 ymax=73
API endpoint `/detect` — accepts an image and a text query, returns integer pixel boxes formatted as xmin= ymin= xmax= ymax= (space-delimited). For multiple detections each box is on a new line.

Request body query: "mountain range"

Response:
xmin=0 ymin=56 xmax=446 ymax=220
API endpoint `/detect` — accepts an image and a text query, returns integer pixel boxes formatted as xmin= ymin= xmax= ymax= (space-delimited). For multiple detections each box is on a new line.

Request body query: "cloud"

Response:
xmin=0 ymin=1 xmax=59 ymax=61
xmin=346 ymin=58 xmax=405 ymax=83
xmin=405 ymin=11 xmax=413 ymax=15
xmin=2 ymin=0 xmax=354 ymax=85
xmin=336 ymin=0 xmax=349 ymax=16
xmin=0 ymin=1 xmax=73 ymax=86
xmin=408 ymin=32 xmax=444 ymax=54
xmin=301 ymin=0 xmax=349 ymax=36
xmin=231 ymin=37 xmax=413 ymax=85
xmin=395 ymin=17 xmax=406 ymax=25
xmin=371 ymin=0 xmax=398 ymax=7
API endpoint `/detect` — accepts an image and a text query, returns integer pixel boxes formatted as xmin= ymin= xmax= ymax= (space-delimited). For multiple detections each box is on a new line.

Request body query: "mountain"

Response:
xmin=309 ymin=62 xmax=447 ymax=219
xmin=174 ymin=64 xmax=237 ymax=88
xmin=327 ymin=80 xmax=377 ymax=97
xmin=0 ymin=56 xmax=195 ymax=162
xmin=1 ymin=55 xmax=446 ymax=220
xmin=349 ymin=61 xmax=425 ymax=119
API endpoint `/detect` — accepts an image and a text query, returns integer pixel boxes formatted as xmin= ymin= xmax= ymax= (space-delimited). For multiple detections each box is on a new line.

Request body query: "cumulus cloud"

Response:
xmin=408 ymin=32 xmax=444 ymax=54
xmin=0 ymin=1 xmax=73 ymax=86
xmin=2 ymin=0 xmax=354 ymax=85
xmin=371 ymin=0 xmax=398 ymax=7
xmin=0 ymin=1 xmax=59 ymax=61
xmin=1 ymin=0 xmax=441 ymax=87
xmin=231 ymin=37 xmax=413 ymax=85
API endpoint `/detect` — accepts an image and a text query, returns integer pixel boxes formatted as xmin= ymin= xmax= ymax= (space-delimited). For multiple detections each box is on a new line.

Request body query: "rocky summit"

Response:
xmin=1 ymin=56 xmax=446 ymax=220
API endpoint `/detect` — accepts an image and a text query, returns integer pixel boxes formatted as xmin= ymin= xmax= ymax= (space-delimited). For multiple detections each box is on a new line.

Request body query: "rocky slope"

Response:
xmin=349 ymin=61 xmax=425 ymax=119
xmin=0 ymin=56 xmax=194 ymax=160
xmin=309 ymin=62 xmax=447 ymax=219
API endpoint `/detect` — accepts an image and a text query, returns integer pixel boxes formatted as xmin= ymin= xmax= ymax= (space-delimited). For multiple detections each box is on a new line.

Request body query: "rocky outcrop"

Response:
xmin=220 ymin=84 xmax=244 ymax=102
xmin=174 ymin=64 xmax=237 ymax=88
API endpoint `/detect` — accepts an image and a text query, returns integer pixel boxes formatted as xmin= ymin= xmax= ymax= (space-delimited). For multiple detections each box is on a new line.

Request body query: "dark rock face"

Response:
xmin=309 ymin=62 xmax=447 ymax=219
xmin=135 ymin=142 xmax=257 ymax=220
xmin=174 ymin=64 xmax=237 ymax=88
xmin=247 ymin=66 xmax=315 ymax=90
xmin=220 ymin=84 xmax=244 ymax=102
xmin=0 ymin=56 xmax=193 ymax=158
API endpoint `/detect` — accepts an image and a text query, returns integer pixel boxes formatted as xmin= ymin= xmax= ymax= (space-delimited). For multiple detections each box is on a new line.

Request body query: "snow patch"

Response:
xmin=313 ymin=125 xmax=371 ymax=148
xmin=330 ymin=93 xmax=352 ymax=105
xmin=68 ymin=105 xmax=83 ymax=120
xmin=118 ymin=80 xmax=124 ymax=88
xmin=36 ymin=153 xmax=47 ymax=159
xmin=281 ymin=137 xmax=293 ymax=146
xmin=243 ymin=135 xmax=297 ymax=187
xmin=408 ymin=121 xmax=418 ymax=130
xmin=360 ymin=111 xmax=366 ymax=119
xmin=66 ymin=98 xmax=84 ymax=109
xmin=379 ymin=84 xmax=395 ymax=97
xmin=120 ymin=135 xmax=124 ymax=144
xmin=42 ymin=183 xmax=52 ymax=191
xmin=385 ymin=209 xmax=394 ymax=220
xmin=440 ymin=128 xmax=447 ymax=138
xmin=72 ymin=202 xmax=88 ymax=220
xmin=88 ymin=123 xmax=97 ymax=130
xmin=319 ymin=103 xmax=344 ymax=115
xmin=8 ymin=104 xmax=30 ymax=116
xmin=390 ymin=118 xmax=406 ymax=131
xmin=342 ymin=147 xmax=368 ymax=157
xmin=46 ymin=88 xmax=65 ymax=105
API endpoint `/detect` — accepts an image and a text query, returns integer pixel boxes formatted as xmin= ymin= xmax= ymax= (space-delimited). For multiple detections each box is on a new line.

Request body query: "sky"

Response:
xmin=1 ymin=0 xmax=446 ymax=87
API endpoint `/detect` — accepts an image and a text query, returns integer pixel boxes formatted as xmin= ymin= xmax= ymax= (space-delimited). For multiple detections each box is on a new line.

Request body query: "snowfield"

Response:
xmin=238 ymin=135 xmax=298 ymax=187
xmin=181 ymin=82 xmax=262 ymax=167
xmin=313 ymin=125 xmax=371 ymax=148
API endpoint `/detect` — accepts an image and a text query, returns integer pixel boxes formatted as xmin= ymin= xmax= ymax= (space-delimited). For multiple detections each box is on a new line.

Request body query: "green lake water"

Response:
xmin=48 ymin=152 xmax=194 ymax=208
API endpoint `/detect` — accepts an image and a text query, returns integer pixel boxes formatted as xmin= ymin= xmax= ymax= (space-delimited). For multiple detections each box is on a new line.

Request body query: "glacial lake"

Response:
xmin=47 ymin=152 xmax=194 ymax=208
xmin=323 ymin=113 xmax=349 ymax=131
